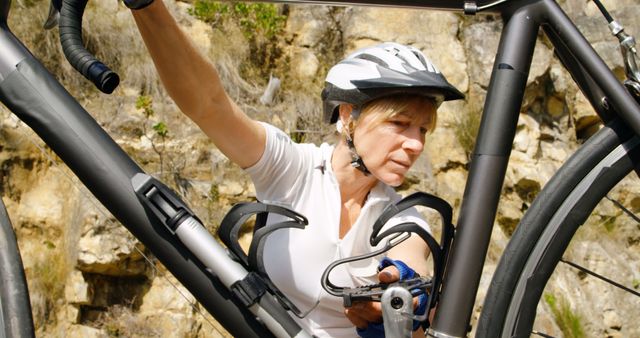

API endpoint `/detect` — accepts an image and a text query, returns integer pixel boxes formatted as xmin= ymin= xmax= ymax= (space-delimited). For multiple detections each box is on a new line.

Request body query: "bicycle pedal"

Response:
xmin=341 ymin=277 xmax=432 ymax=307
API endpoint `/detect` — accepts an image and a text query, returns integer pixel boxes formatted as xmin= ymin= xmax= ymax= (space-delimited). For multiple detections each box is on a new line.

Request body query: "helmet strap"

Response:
xmin=344 ymin=132 xmax=370 ymax=175
xmin=339 ymin=106 xmax=370 ymax=175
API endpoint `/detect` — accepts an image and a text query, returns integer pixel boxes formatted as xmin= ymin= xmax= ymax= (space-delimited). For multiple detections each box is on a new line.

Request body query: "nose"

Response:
xmin=402 ymin=127 xmax=425 ymax=155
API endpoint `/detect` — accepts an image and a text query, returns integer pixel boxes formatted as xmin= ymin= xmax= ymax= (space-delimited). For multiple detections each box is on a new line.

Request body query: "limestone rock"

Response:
xmin=138 ymin=275 xmax=202 ymax=337
xmin=424 ymin=124 xmax=467 ymax=174
xmin=77 ymin=209 xmax=147 ymax=277
xmin=513 ymin=113 xmax=541 ymax=157
xmin=603 ymin=309 xmax=622 ymax=331
xmin=463 ymin=20 xmax=501 ymax=88
xmin=16 ymin=167 xmax=72 ymax=230
xmin=65 ymin=270 xmax=92 ymax=305
xmin=290 ymin=47 xmax=321 ymax=80
xmin=217 ymin=181 xmax=245 ymax=197
xmin=286 ymin=6 xmax=333 ymax=48
xmin=66 ymin=324 xmax=107 ymax=338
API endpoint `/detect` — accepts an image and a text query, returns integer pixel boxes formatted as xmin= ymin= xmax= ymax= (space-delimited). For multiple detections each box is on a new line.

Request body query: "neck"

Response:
xmin=332 ymin=140 xmax=378 ymax=205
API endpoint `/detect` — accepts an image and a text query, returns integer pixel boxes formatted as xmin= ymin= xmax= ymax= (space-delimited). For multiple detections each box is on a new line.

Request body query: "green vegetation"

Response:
xmin=209 ymin=184 xmax=220 ymax=202
xmin=136 ymin=95 xmax=171 ymax=179
xmin=601 ymin=215 xmax=616 ymax=232
xmin=189 ymin=1 xmax=286 ymax=39
xmin=152 ymin=122 xmax=168 ymax=138
xmin=189 ymin=0 xmax=286 ymax=81
xmin=135 ymin=95 xmax=154 ymax=118
xmin=544 ymin=293 xmax=585 ymax=338
xmin=454 ymin=110 xmax=482 ymax=156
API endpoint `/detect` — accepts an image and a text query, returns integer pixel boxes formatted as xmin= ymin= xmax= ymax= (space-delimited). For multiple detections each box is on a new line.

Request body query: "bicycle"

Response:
xmin=0 ymin=0 xmax=638 ymax=337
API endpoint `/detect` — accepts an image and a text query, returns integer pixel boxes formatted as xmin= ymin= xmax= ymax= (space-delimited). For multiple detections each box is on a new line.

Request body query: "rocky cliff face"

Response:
xmin=0 ymin=0 xmax=638 ymax=337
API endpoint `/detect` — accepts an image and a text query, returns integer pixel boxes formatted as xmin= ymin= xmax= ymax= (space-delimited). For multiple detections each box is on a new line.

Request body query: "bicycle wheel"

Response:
xmin=0 ymin=198 xmax=35 ymax=338
xmin=477 ymin=119 xmax=640 ymax=338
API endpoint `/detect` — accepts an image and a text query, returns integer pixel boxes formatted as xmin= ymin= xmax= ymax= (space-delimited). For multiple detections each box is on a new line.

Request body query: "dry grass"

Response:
xmin=29 ymin=245 xmax=71 ymax=329
xmin=95 ymin=304 xmax=162 ymax=337
xmin=453 ymin=110 xmax=482 ymax=156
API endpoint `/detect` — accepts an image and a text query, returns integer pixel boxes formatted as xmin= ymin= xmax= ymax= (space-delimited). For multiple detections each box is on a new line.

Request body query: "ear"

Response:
xmin=338 ymin=104 xmax=353 ymax=125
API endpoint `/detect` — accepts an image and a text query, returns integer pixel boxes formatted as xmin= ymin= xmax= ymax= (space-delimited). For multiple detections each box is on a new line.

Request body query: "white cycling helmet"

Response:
xmin=322 ymin=42 xmax=464 ymax=123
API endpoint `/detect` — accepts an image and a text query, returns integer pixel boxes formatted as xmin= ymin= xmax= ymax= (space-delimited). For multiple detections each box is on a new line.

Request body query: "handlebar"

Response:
xmin=230 ymin=0 xmax=503 ymax=12
xmin=59 ymin=0 xmax=119 ymax=94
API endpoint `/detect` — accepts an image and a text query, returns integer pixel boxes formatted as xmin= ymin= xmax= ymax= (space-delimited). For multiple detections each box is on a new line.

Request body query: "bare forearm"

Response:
xmin=131 ymin=1 xmax=225 ymax=119
xmin=129 ymin=1 xmax=265 ymax=168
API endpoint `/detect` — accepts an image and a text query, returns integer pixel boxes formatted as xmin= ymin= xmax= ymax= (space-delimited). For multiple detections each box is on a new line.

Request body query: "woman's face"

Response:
xmin=349 ymin=97 xmax=436 ymax=187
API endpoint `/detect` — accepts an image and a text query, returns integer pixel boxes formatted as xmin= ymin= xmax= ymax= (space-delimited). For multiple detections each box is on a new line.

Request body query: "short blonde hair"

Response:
xmin=353 ymin=94 xmax=438 ymax=132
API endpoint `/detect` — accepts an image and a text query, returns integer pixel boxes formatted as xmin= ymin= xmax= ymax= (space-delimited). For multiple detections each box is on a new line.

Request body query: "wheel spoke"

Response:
xmin=605 ymin=195 xmax=640 ymax=224
xmin=559 ymin=258 xmax=640 ymax=298
xmin=532 ymin=330 xmax=557 ymax=338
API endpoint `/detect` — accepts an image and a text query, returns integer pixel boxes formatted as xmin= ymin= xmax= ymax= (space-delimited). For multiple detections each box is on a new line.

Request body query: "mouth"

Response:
xmin=391 ymin=159 xmax=411 ymax=169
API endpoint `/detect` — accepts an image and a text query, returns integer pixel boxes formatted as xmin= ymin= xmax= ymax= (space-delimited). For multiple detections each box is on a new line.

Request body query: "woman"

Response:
xmin=125 ymin=1 xmax=464 ymax=336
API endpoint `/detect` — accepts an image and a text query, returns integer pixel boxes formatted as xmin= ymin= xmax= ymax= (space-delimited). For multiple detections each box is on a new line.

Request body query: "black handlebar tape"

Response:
xmin=59 ymin=0 xmax=120 ymax=94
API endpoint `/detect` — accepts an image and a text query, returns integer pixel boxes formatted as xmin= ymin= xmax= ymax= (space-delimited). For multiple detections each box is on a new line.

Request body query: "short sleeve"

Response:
xmin=381 ymin=207 xmax=431 ymax=235
xmin=244 ymin=122 xmax=310 ymax=205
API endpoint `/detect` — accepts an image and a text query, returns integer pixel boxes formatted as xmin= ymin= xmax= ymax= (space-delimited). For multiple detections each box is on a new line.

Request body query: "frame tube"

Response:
xmin=431 ymin=3 xmax=540 ymax=336
xmin=543 ymin=24 xmax=613 ymax=122
xmin=0 ymin=28 xmax=275 ymax=338
xmin=541 ymin=0 xmax=640 ymax=134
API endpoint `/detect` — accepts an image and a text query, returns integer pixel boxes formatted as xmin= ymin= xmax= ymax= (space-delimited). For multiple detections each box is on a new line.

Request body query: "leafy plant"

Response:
xmin=189 ymin=1 xmax=285 ymax=39
xmin=135 ymin=95 xmax=154 ymax=118
xmin=136 ymin=95 xmax=171 ymax=179
xmin=189 ymin=1 xmax=286 ymax=80
xmin=152 ymin=122 xmax=168 ymax=138
xmin=188 ymin=0 xmax=229 ymax=26
xmin=544 ymin=293 xmax=585 ymax=338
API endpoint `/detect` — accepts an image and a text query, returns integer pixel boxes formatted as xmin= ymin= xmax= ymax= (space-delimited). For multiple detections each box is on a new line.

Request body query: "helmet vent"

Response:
xmin=412 ymin=51 xmax=429 ymax=69
xmin=354 ymin=54 xmax=389 ymax=67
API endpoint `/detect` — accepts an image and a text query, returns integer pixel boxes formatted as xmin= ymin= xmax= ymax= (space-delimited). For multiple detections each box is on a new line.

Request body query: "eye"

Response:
xmin=389 ymin=119 xmax=410 ymax=128
xmin=420 ymin=127 xmax=429 ymax=135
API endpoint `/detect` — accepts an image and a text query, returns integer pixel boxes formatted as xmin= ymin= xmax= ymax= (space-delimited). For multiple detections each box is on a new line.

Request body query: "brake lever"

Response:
xmin=608 ymin=21 xmax=640 ymax=83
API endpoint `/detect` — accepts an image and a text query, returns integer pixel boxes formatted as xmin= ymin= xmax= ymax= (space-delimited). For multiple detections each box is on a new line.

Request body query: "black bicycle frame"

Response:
xmin=434 ymin=1 xmax=640 ymax=336
xmin=1 ymin=0 xmax=639 ymax=337
xmin=0 ymin=1 xmax=286 ymax=337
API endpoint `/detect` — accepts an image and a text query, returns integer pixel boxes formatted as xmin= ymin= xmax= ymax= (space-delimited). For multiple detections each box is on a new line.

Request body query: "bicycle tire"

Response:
xmin=476 ymin=119 xmax=640 ymax=338
xmin=0 ymin=198 xmax=35 ymax=338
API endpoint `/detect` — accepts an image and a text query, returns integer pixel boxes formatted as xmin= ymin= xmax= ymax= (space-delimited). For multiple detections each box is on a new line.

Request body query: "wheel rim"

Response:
xmin=503 ymin=137 xmax=640 ymax=337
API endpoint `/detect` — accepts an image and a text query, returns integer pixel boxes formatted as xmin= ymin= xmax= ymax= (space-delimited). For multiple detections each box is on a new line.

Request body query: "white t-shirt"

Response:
xmin=245 ymin=122 xmax=429 ymax=338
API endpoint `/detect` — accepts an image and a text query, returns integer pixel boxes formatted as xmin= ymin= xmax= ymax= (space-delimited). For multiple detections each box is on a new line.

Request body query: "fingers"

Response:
xmin=344 ymin=306 xmax=368 ymax=329
xmin=346 ymin=265 xmax=420 ymax=330
xmin=378 ymin=265 xmax=400 ymax=283
xmin=344 ymin=301 xmax=383 ymax=329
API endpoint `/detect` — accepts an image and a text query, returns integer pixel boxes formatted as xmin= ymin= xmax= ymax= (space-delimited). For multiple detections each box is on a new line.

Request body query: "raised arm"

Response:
xmin=130 ymin=1 xmax=265 ymax=168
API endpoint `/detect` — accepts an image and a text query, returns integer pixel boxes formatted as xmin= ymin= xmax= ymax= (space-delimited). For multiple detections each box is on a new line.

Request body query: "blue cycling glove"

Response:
xmin=355 ymin=258 xmax=428 ymax=338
